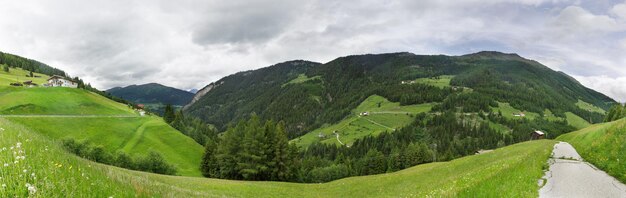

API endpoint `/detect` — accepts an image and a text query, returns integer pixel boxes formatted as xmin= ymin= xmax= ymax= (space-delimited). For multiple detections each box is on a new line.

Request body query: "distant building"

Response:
xmin=531 ymin=130 xmax=545 ymax=140
xmin=136 ymin=104 xmax=145 ymax=109
xmin=46 ymin=75 xmax=77 ymax=88
xmin=513 ymin=112 xmax=526 ymax=117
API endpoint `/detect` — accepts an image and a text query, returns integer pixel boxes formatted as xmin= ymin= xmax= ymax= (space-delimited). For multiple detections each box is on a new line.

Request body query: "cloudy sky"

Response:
xmin=0 ymin=0 xmax=625 ymax=101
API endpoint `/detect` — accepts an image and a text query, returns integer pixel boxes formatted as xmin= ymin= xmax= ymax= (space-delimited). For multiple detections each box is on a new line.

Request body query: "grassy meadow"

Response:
xmin=557 ymin=118 xmax=626 ymax=183
xmin=282 ymin=74 xmax=322 ymax=87
xmin=7 ymin=116 xmax=204 ymax=176
xmin=564 ymin=112 xmax=591 ymax=129
xmin=412 ymin=75 xmax=454 ymax=88
xmin=0 ymin=87 xmax=136 ymax=115
xmin=0 ymin=117 xmax=557 ymax=197
xmin=293 ymin=95 xmax=433 ymax=147
xmin=575 ymin=99 xmax=606 ymax=114
xmin=491 ymin=102 xmax=539 ymax=120
xmin=0 ymin=67 xmax=49 ymax=86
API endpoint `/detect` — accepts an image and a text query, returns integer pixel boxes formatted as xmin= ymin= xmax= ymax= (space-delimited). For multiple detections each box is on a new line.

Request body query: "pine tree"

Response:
xmin=201 ymin=140 xmax=220 ymax=177
xmin=237 ymin=115 xmax=269 ymax=180
xmin=271 ymin=121 xmax=291 ymax=180
xmin=163 ymin=104 xmax=175 ymax=123
xmin=216 ymin=120 xmax=246 ymax=179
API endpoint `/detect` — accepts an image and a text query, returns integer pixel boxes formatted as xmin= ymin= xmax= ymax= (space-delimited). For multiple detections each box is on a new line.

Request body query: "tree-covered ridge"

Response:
xmin=106 ymin=83 xmax=194 ymax=107
xmin=0 ymin=51 xmax=67 ymax=77
xmin=184 ymin=51 xmax=615 ymax=138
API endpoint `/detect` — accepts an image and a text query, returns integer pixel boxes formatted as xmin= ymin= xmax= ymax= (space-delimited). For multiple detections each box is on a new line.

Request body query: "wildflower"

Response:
xmin=25 ymin=183 xmax=37 ymax=195
xmin=3 ymin=163 xmax=8 ymax=167
xmin=1 ymin=184 xmax=5 ymax=188
xmin=1 ymin=147 xmax=5 ymax=151
xmin=23 ymin=169 xmax=28 ymax=173
xmin=10 ymin=146 xmax=14 ymax=150
xmin=16 ymin=142 xmax=21 ymax=148
xmin=31 ymin=173 xmax=35 ymax=178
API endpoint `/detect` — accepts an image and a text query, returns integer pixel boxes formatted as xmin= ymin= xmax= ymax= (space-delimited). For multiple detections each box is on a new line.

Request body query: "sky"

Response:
xmin=0 ymin=0 xmax=625 ymax=101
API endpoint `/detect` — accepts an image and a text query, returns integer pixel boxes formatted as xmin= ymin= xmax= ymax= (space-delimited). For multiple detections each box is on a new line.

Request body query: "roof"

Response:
xmin=47 ymin=75 xmax=73 ymax=82
xmin=534 ymin=130 xmax=545 ymax=135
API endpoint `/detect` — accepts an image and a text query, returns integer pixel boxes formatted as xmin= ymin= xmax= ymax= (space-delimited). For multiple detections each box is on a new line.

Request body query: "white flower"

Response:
xmin=26 ymin=183 xmax=37 ymax=195
xmin=3 ymin=163 xmax=7 ymax=167
xmin=9 ymin=146 xmax=13 ymax=150
xmin=16 ymin=142 xmax=21 ymax=148
xmin=1 ymin=184 xmax=6 ymax=188
xmin=1 ymin=147 xmax=5 ymax=151
xmin=23 ymin=169 xmax=28 ymax=173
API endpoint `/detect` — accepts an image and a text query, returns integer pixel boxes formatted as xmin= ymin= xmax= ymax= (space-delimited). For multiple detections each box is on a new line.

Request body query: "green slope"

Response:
xmin=557 ymin=119 xmax=626 ymax=183
xmin=564 ymin=112 xmax=591 ymax=129
xmin=0 ymin=86 xmax=204 ymax=176
xmin=0 ymin=87 xmax=136 ymax=115
xmin=1 ymin=117 xmax=556 ymax=197
xmin=293 ymin=95 xmax=433 ymax=147
xmin=7 ymin=116 xmax=204 ymax=176
xmin=0 ymin=67 xmax=50 ymax=86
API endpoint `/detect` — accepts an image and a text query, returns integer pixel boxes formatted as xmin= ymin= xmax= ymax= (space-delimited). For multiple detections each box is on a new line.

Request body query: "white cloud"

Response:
xmin=0 ymin=0 xmax=624 ymax=103
xmin=611 ymin=1 xmax=626 ymax=20
xmin=573 ymin=75 xmax=626 ymax=102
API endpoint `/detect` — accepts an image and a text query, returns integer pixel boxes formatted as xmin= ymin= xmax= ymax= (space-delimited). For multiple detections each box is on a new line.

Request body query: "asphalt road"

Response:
xmin=539 ymin=142 xmax=626 ymax=198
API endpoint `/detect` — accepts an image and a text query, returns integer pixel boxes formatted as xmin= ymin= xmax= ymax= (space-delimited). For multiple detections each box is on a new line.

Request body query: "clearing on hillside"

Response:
xmin=293 ymin=95 xmax=433 ymax=147
xmin=0 ymin=117 xmax=556 ymax=197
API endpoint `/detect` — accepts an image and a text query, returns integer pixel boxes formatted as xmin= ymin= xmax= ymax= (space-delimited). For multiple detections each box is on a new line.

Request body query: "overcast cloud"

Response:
xmin=0 ymin=0 xmax=625 ymax=101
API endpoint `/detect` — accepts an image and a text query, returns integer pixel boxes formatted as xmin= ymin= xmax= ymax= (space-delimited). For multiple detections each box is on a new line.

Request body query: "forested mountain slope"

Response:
xmin=107 ymin=83 xmax=194 ymax=106
xmin=185 ymin=51 xmax=615 ymax=138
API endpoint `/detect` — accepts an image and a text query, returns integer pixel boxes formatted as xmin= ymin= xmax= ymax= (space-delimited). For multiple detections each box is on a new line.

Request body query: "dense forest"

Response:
xmin=0 ymin=51 xmax=66 ymax=77
xmin=199 ymin=108 xmax=577 ymax=183
xmin=185 ymin=51 xmax=614 ymax=138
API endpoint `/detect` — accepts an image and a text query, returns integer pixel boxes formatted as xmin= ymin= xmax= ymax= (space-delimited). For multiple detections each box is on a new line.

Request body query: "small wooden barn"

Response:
xmin=530 ymin=130 xmax=545 ymax=140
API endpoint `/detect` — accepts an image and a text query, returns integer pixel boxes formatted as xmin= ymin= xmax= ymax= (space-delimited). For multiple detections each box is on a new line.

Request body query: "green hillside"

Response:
xmin=0 ymin=117 xmax=556 ymax=197
xmin=0 ymin=87 xmax=136 ymax=115
xmin=185 ymin=52 xmax=613 ymax=143
xmin=0 ymin=67 xmax=50 ymax=86
xmin=106 ymin=83 xmax=194 ymax=108
xmin=0 ymin=84 xmax=204 ymax=176
xmin=557 ymin=118 xmax=626 ymax=183
xmin=7 ymin=116 xmax=204 ymax=176
xmin=293 ymin=95 xmax=433 ymax=147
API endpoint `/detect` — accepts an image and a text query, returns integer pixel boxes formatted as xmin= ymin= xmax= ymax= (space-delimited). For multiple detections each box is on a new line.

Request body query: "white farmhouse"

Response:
xmin=46 ymin=75 xmax=78 ymax=88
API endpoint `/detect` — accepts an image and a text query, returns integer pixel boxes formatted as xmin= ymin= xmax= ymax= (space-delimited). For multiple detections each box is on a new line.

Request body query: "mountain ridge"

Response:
xmin=185 ymin=51 xmax=615 ymax=138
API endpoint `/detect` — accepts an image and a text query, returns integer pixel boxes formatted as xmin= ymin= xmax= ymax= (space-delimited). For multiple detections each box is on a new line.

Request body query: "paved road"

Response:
xmin=0 ymin=114 xmax=139 ymax=118
xmin=539 ymin=142 xmax=626 ymax=198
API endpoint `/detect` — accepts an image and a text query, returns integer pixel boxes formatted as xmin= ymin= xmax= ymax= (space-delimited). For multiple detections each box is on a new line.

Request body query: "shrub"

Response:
xmin=61 ymin=138 xmax=177 ymax=175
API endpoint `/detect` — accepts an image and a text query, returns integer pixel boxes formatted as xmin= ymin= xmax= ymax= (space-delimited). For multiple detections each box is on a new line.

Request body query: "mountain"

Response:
xmin=188 ymin=88 xmax=199 ymax=93
xmin=184 ymin=51 xmax=615 ymax=138
xmin=107 ymin=83 xmax=194 ymax=106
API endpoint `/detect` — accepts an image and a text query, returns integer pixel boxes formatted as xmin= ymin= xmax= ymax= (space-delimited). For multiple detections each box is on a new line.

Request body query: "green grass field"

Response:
xmin=1 ymin=117 xmax=556 ymax=197
xmin=0 ymin=87 xmax=136 ymax=115
xmin=491 ymin=102 xmax=539 ymax=120
xmin=0 ymin=67 xmax=50 ymax=86
xmin=293 ymin=95 xmax=434 ymax=147
xmin=282 ymin=74 xmax=322 ymax=87
xmin=576 ymin=100 xmax=606 ymax=114
xmin=6 ymin=116 xmax=204 ymax=176
xmin=412 ymin=75 xmax=454 ymax=88
xmin=564 ymin=112 xmax=591 ymax=129
xmin=557 ymin=119 xmax=626 ymax=183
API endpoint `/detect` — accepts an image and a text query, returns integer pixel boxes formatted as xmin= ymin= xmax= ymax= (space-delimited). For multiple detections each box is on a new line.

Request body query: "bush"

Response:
xmin=61 ymin=139 xmax=177 ymax=175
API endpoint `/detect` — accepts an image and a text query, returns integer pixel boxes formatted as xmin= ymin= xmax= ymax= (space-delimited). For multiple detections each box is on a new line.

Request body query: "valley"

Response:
xmin=1 ymin=51 xmax=625 ymax=197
